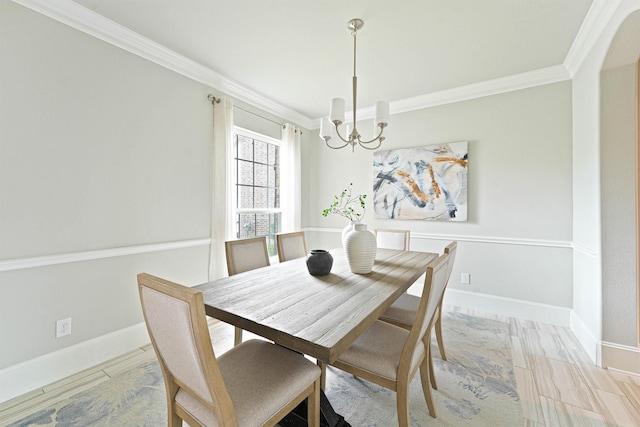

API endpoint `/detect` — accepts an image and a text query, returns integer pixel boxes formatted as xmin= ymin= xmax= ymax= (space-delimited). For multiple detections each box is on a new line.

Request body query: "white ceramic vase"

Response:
xmin=342 ymin=220 xmax=356 ymax=248
xmin=344 ymin=223 xmax=377 ymax=274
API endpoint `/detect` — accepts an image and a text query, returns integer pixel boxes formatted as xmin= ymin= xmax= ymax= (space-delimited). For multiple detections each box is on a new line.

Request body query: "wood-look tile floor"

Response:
xmin=1 ymin=308 xmax=640 ymax=426
xmin=450 ymin=307 xmax=640 ymax=427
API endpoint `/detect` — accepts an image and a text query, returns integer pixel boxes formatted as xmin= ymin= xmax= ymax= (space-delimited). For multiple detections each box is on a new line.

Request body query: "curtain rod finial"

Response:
xmin=207 ymin=94 xmax=220 ymax=104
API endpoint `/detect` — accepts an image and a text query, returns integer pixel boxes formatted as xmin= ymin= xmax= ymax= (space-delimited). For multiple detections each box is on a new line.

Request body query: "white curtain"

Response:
xmin=281 ymin=123 xmax=302 ymax=232
xmin=208 ymin=97 xmax=234 ymax=281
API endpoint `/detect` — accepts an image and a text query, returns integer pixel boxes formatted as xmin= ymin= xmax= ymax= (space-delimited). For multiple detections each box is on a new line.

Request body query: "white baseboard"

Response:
xmin=444 ymin=290 xmax=639 ymax=369
xmin=443 ymin=288 xmax=572 ymax=327
xmin=0 ymin=323 xmax=150 ymax=404
xmin=600 ymin=341 xmax=640 ymax=375
xmin=570 ymin=310 xmax=599 ymax=364
xmin=3 ymin=291 xmax=634 ymax=404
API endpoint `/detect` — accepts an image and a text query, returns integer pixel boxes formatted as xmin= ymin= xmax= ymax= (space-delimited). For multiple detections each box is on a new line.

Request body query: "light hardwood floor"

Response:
xmin=1 ymin=307 xmax=640 ymax=426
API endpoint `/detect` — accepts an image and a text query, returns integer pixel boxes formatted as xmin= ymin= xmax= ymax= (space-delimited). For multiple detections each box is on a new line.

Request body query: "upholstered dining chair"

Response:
xmin=276 ymin=231 xmax=308 ymax=262
xmin=374 ymin=228 xmax=411 ymax=251
xmin=329 ymin=253 xmax=449 ymax=425
xmin=138 ymin=273 xmax=321 ymax=427
xmin=225 ymin=236 xmax=270 ymax=276
xmin=380 ymin=241 xmax=457 ymax=362
xmin=225 ymin=236 xmax=270 ymax=345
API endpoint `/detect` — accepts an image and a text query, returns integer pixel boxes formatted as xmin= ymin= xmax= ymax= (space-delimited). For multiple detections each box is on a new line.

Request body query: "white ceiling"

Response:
xmin=69 ymin=0 xmax=594 ymax=123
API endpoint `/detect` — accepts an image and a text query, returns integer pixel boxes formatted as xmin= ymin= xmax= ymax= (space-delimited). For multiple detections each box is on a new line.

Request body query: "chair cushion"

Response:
xmin=334 ymin=321 xmax=409 ymax=383
xmin=379 ymin=293 xmax=419 ymax=327
xmin=176 ymin=339 xmax=320 ymax=426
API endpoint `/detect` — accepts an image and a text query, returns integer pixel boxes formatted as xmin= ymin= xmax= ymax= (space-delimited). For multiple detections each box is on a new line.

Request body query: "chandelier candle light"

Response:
xmin=320 ymin=19 xmax=390 ymax=152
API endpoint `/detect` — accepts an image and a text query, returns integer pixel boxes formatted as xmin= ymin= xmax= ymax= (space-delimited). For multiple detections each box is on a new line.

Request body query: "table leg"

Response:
xmin=275 ymin=351 xmax=349 ymax=426
xmin=318 ymin=361 xmax=327 ymax=390
xmin=280 ymin=391 xmax=351 ymax=427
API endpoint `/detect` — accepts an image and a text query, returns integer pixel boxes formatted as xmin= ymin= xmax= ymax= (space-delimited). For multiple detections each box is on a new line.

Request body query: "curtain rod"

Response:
xmin=234 ymin=105 xmax=286 ymax=129
xmin=207 ymin=93 xmax=301 ymax=133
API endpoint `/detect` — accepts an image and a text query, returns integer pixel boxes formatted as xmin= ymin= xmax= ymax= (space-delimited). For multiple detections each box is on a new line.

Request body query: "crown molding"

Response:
xmin=390 ymin=65 xmax=571 ymax=116
xmin=15 ymin=0 xmax=585 ymax=131
xmin=564 ymin=0 xmax=623 ymax=76
xmin=12 ymin=0 xmax=316 ymax=129
xmin=312 ymin=65 xmax=571 ymax=128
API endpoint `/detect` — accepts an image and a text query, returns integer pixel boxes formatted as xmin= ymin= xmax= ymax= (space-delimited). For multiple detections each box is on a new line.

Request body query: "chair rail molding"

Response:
xmin=572 ymin=242 xmax=600 ymax=258
xmin=305 ymin=227 xmax=571 ymax=249
xmin=0 ymin=239 xmax=211 ymax=273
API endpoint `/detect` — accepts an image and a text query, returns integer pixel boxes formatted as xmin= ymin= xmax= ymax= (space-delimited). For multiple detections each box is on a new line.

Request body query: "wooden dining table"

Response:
xmin=194 ymin=247 xmax=437 ymax=427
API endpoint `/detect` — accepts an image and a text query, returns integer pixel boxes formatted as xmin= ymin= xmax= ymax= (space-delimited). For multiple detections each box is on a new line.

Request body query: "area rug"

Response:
xmin=9 ymin=312 xmax=521 ymax=426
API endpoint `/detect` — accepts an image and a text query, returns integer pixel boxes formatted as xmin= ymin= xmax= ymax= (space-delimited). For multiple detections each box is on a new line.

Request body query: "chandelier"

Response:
xmin=320 ymin=19 xmax=390 ymax=152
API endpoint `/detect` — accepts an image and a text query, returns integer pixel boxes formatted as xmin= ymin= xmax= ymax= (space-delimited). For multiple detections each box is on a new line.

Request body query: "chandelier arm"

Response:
xmin=324 ymin=139 xmax=352 ymax=150
xmin=332 ymin=123 xmax=354 ymax=144
xmin=354 ymin=124 xmax=387 ymax=145
xmin=357 ymin=139 xmax=383 ymax=151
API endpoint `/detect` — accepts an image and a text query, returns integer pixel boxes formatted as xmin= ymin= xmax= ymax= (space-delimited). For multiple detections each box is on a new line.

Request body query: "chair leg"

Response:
xmin=307 ymin=379 xmax=321 ymax=427
xmin=165 ymin=383 xmax=182 ymax=427
xmin=167 ymin=405 xmax=182 ymax=427
xmin=435 ymin=307 xmax=447 ymax=361
xmin=422 ymin=335 xmax=437 ymax=390
xmin=234 ymin=327 xmax=243 ymax=346
xmin=419 ymin=357 xmax=437 ymax=418
xmin=396 ymin=381 xmax=411 ymax=427
xmin=428 ymin=337 xmax=438 ymax=390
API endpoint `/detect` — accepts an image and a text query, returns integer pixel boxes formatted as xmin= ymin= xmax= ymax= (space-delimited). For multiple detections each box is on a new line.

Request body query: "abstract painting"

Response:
xmin=373 ymin=141 xmax=468 ymax=221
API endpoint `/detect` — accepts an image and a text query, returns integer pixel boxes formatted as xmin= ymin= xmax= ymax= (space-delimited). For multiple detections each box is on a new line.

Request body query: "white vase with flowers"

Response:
xmin=322 ymin=183 xmax=376 ymax=273
xmin=322 ymin=183 xmax=367 ymax=247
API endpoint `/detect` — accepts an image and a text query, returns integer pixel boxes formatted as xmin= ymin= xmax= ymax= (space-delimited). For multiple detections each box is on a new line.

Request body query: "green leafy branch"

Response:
xmin=322 ymin=183 xmax=367 ymax=222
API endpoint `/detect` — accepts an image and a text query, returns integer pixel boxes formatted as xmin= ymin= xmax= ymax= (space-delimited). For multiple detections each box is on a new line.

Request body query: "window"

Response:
xmin=232 ymin=128 xmax=281 ymax=256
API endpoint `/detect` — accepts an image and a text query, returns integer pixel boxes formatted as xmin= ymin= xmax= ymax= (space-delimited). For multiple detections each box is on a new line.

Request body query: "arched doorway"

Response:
xmin=600 ymin=11 xmax=640 ymax=354
xmin=600 ymin=11 xmax=640 ymax=352
xmin=637 ymin=57 xmax=640 ymax=347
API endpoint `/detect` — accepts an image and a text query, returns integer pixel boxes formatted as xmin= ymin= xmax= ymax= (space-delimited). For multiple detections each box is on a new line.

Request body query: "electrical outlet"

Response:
xmin=461 ymin=273 xmax=471 ymax=284
xmin=56 ymin=317 xmax=72 ymax=338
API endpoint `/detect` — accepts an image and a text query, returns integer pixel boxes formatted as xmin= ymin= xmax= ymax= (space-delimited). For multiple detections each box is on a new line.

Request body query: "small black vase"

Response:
xmin=306 ymin=249 xmax=333 ymax=276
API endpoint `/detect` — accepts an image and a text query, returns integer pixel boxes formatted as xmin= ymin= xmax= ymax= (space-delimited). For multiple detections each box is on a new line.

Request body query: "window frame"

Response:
xmin=231 ymin=126 xmax=282 ymax=256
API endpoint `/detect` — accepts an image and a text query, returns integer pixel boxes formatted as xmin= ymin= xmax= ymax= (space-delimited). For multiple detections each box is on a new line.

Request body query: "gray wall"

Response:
xmin=601 ymin=63 xmax=637 ymax=346
xmin=306 ymin=82 xmax=574 ymax=308
xmin=1 ymin=3 xmax=214 ymax=368
xmin=0 ymin=2 xmax=311 ymax=374
xmin=6 ymin=0 xmax=639 ymax=395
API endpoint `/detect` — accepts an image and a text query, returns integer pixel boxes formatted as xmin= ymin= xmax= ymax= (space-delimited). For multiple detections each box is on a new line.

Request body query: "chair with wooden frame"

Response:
xmin=374 ymin=228 xmax=411 ymax=251
xmin=276 ymin=231 xmax=308 ymax=262
xmin=328 ymin=253 xmax=450 ymax=424
xmin=225 ymin=236 xmax=270 ymax=345
xmin=379 ymin=241 xmax=457 ymax=362
xmin=137 ymin=273 xmax=321 ymax=427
